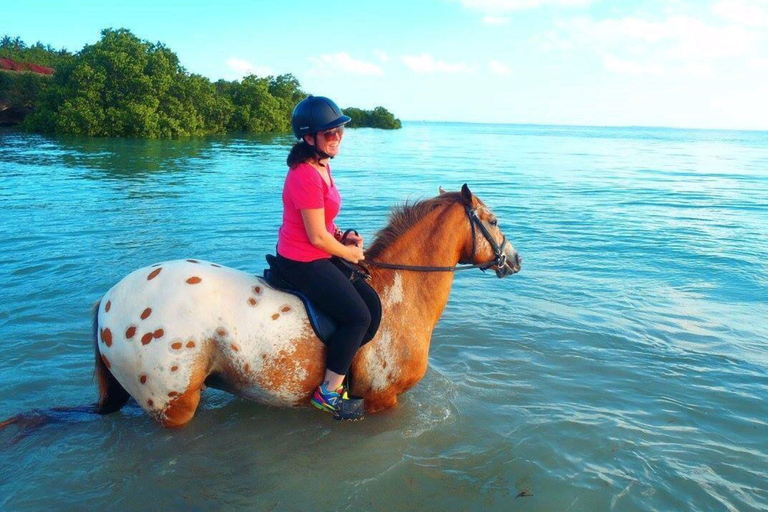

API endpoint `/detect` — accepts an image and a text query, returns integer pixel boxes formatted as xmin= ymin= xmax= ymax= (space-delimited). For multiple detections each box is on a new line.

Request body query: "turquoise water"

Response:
xmin=1 ymin=123 xmax=766 ymax=511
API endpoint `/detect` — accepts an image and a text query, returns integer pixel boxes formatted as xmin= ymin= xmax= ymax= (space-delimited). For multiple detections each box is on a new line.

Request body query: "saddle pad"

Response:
xmin=263 ymin=254 xmax=382 ymax=347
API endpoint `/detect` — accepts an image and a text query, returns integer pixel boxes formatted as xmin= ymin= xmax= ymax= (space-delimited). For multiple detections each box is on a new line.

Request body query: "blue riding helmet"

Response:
xmin=291 ymin=95 xmax=351 ymax=140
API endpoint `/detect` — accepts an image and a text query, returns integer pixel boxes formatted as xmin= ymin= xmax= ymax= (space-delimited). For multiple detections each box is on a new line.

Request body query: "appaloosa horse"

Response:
xmin=2 ymin=185 xmax=520 ymax=434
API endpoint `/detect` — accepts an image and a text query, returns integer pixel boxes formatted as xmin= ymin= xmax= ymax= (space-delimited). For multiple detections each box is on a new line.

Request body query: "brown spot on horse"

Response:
xmin=148 ymin=399 xmax=154 ymax=407
xmin=101 ymin=328 xmax=113 ymax=347
xmin=211 ymin=264 xmax=221 ymax=268
xmin=105 ymin=301 xmax=111 ymax=312
xmin=186 ymin=277 xmax=202 ymax=284
xmin=186 ymin=341 xmax=196 ymax=349
xmin=281 ymin=305 xmax=291 ymax=313
xmin=141 ymin=333 xmax=153 ymax=345
xmin=271 ymin=313 xmax=280 ymax=320
xmin=168 ymin=391 xmax=178 ymax=397
xmin=147 ymin=268 xmax=162 ymax=280
xmin=125 ymin=326 xmax=136 ymax=339
xmin=253 ymin=286 xmax=261 ymax=294
xmin=216 ymin=328 xmax=227 ymax=337
xmin=171 ymin=342 xmax=182 ymax=350
xmin=140 ymin=375 xmax=147 ymax=384
xmin=187 ymin=259 xmax=199 ymax=264
xmin=248 ymin=298 xmax=257 ymax=306
xmin=140 ymin=308 xmax=152 ymax=320
xmin=171 ymin=366 xmax=179 ymax=372
xmin=153 ymin=328 xmax=164 ymax=339
xmin=231 ymin=344 xmax=240 ymax=352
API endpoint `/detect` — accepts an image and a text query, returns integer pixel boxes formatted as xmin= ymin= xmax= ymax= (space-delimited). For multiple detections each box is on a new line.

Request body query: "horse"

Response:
xmin=1 ymin=184 xmax=520 ymax=434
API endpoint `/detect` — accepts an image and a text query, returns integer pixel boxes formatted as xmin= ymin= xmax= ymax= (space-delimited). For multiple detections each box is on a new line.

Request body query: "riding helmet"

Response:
xmin=291 ymin=95 xmax=351 ymax=140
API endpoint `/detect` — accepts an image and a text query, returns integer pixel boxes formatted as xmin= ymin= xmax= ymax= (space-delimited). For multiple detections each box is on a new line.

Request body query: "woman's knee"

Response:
xmin=344 ymin=302 xmax=371 ymax=334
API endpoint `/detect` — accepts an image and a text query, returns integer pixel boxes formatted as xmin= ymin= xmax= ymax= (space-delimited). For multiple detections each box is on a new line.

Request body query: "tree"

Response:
xmin=345 ymin=106 xmax=401 ymax=129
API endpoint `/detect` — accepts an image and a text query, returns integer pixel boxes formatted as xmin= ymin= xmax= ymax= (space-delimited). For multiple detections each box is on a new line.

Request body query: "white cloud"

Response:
xmin=309 ymin=53 xmax=384 ymax=76
xmin=489 ymin=60 xmax=512 ymax=74
xmin=559 ymin=15 xmax=762 ymax=61
xmin=602 ymin=55 xmax=664 ymax=76
xmin=679 ymin=63 xmax=714 ymax=76
xmin=712 ymin=0 xmax=768 ymax=27
xmin=462 ymin=0 xmax=590 ymax=12
xmin=402 ymin=54 xmax=472 ymax=73
xmin=374 ymin=50 xmax=390 ymax=63
xmin=226 ymin=57 xmax=274 ymax=78
xmin=483 ymin=15 xmax=511 ymax=24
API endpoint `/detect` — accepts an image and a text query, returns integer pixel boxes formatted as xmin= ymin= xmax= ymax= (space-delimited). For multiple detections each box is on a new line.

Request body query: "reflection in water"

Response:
xmin=0 ymin=129 xmax=295 ymax=178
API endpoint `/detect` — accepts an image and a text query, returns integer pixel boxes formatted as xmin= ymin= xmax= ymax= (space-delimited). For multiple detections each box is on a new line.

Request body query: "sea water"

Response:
xmin=1 ymin=123 xmax=766 ymax=511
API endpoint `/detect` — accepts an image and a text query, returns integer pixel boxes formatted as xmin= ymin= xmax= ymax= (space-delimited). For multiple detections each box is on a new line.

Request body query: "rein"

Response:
xmin=344 ymin=204 xmax=508 ymax=274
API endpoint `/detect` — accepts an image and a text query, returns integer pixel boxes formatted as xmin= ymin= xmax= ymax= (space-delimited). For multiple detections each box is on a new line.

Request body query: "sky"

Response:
xmin=3 ymin=0 xmax=768 ymax=130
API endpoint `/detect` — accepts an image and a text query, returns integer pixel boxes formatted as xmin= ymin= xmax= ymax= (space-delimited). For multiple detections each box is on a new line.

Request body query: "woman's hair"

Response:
xmin=286 ymin=140 xmax=316 ymax=168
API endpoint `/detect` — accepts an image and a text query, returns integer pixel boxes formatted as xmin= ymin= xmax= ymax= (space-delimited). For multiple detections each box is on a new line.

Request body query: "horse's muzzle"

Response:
xmin=495 ymin=251 xmax=521 ymax=278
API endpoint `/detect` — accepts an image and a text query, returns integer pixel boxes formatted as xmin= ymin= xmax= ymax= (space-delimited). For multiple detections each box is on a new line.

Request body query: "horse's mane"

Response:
xmin=366 ymin=192 xmax=463 ymax=259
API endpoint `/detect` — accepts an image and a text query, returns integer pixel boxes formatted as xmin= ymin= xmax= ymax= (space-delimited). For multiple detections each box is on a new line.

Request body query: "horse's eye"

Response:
xmin=490 ymin=219 xmax=498 ymax=227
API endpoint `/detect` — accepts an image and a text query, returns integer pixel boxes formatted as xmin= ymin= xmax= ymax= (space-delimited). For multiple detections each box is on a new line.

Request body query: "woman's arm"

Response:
xmin=301 ymin=208 xmax=365 ymax=263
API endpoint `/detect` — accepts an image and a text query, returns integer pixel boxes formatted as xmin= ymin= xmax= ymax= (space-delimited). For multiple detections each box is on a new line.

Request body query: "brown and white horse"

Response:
xmin=3 ymin=185 xmax=520 ymax=434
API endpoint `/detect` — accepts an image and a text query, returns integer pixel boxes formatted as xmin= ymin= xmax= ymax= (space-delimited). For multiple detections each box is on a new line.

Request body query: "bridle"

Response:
xmin=348 ymin=204 xmax=509 ymax=274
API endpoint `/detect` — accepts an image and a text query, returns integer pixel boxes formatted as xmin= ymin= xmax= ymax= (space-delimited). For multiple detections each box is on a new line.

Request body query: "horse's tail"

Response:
xmin=93 ymin=300 xmax=130 ymax=414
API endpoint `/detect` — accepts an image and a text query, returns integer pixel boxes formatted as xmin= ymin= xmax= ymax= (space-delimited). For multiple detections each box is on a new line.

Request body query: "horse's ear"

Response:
xmin=438 ymin=186 xmax=446 ymax=195
xmin=460 ymin=184 xmax=474 ymax=205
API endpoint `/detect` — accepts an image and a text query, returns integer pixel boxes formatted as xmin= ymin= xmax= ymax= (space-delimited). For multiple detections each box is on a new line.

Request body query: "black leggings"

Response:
xmin=275 ymin=253 xmax=376 ymax=376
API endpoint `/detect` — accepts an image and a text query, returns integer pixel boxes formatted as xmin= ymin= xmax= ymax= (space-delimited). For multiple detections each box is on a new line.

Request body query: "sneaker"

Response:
xmin=311 ymin=385 xmax=342 ymax=414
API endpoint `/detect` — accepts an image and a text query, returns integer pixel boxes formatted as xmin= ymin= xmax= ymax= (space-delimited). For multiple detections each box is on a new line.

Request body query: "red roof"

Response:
xmin=0 ymin=57 xmax=55 ymax=75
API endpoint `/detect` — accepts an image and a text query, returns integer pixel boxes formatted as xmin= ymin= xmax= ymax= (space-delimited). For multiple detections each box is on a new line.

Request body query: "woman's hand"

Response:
xmin=344 ymin=245 xmax=365 ymax=264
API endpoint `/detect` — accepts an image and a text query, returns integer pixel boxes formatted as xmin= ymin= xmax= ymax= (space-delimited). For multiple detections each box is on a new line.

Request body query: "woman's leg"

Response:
xmin=276 ymin=256 xmax=372 ymax=378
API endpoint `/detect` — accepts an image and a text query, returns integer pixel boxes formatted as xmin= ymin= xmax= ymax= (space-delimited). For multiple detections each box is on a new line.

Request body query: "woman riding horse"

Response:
xmin=274 ymin=95 xmax=380 ymax=418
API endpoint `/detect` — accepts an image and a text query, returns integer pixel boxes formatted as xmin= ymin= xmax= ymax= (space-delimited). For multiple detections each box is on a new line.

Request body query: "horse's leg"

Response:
xmin=364 ymin=393 xmax=398 ymax=413
xmin=159 ymin=361 xmax=208 ymax=429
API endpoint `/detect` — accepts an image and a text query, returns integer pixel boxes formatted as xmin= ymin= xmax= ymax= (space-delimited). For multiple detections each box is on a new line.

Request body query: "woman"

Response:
xmin=276 ymin=95 xmax=378 ymax=418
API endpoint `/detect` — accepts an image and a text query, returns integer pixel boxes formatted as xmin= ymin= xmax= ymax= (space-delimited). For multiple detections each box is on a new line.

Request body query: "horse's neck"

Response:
xmin=371 ymin=204 xmax=466 ymax=328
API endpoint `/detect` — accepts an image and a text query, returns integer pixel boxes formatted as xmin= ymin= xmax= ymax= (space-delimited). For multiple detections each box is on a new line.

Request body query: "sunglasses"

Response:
xmin=320 ymin=127 xmax=344 ymax=141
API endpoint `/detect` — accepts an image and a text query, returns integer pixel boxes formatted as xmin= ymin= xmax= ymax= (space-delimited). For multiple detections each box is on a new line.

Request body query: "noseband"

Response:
xmin=359 ymin=204 xmax=508 ymax=273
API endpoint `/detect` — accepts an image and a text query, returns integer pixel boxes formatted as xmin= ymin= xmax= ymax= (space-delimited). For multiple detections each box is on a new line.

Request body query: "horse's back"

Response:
xmin=96 ymin=260 xmax=324 ymax=420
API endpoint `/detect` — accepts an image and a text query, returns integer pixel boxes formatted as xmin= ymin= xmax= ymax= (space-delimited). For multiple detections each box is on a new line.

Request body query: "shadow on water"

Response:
xmin=0 ymin=128 xmax=294 ymax=179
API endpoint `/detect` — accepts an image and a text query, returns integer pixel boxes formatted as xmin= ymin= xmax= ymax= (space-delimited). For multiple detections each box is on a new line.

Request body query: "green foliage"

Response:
xmin=344 ymin=106 xmax=402 ymax=129
xmin=24 ymin=28 xmax=230 ymax=137
xmin=5 ymin=30 xmax=401 ymax=138
xmin=0 ymin=35 xmax=72 ymax=68
xmin=0 ymin=70 xmax=50 ymax=108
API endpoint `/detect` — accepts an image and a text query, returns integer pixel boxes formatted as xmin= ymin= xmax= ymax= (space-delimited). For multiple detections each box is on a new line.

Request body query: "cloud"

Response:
xmin=402 ymin=54 xmax=472 ymax=73
xmin=557 ymin=15 xmax=762 ymax=61
xmin=462 ymin=0 xmax=590 ymax=12
xmin=489 ymin=60 xmax=512 ymax=74
xmin=226 ymin=57 xmax=274 ymax=78
xmin=712 ymin=0 xmax=768 ymax=27
xmin=602 ymin=55 xmax=664 ymax=76
xmin=374 ymin=50 xmax=390 ymax=63
xmin=483 ymin=15 xmax=511 ymax=24
xmin=309 ymin=53 xmax=384 ymax=76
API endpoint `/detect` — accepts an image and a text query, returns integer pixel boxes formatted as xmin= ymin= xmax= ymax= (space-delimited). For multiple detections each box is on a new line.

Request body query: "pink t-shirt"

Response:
xmin=277 ymin=162 xmax=341 ymax=262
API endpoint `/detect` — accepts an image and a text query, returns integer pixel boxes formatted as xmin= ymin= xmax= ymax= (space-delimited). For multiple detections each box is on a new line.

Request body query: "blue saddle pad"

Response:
xmin=262 ymin=267 xmax=338 ymax=344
